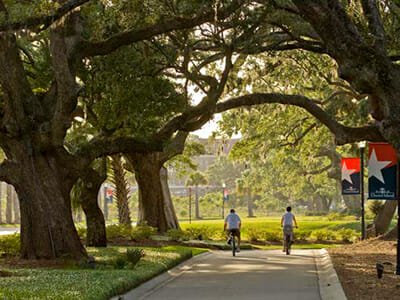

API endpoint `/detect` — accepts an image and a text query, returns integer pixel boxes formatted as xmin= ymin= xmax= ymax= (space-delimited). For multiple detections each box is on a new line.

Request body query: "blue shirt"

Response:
xmin=225 ymin=213 xmax=241 ymax=229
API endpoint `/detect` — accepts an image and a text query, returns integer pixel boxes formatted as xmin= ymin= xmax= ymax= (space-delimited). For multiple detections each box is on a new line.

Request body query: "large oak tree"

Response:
xmin=0 ymin=0 xmax=244 ymax=259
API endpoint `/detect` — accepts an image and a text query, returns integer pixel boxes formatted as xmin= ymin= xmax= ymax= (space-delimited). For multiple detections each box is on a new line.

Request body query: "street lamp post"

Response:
xmin=359 ymin=141 xmax=366 ymax=240
xmin=222 ymin=183 xmax=226 ymax=219
xmin=188 ymin=187 xmax=192 ymax=224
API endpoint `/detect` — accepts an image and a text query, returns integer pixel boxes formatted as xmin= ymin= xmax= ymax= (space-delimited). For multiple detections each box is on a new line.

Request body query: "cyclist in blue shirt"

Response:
xmin=224 ymin=209 xmax=241 ymax=252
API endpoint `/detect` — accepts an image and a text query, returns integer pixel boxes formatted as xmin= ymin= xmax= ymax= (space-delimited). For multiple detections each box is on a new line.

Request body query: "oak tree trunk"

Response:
xmin=160 ymin=167 xmax=180 ymax=229
xmin=80 ymin=170 xmax=107 ymax=247
xmin=111 ymin=154 xmax=132 ymax=226
xmin=374 ymin=200 xmax=397 ymax=235
xmin=128 ymin=153 xmax=179 ymax=232
xmin=11 ymin=149 xmax=87 ymax=260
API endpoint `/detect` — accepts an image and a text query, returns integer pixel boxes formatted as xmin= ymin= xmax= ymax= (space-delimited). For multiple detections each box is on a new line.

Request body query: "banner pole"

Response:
xmin=396 ymin=159 xmax=400 ymax=275
xmin=360 ymin=146 xmax=365 ymax=240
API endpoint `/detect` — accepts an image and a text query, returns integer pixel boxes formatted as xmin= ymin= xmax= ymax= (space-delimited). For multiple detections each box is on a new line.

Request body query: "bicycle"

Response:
xmin=228 ymin=230 xmax=238 ymax=256
xmin=283 ymin=226 xmax=294 ymax=255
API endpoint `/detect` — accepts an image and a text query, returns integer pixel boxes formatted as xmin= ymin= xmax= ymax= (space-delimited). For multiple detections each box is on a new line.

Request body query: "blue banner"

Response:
xmin=368 ymin=143 xmax=397 ymax=200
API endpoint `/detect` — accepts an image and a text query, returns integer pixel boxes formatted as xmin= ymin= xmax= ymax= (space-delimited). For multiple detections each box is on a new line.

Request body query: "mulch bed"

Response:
xmin=329 ymin=238 xmax=400 ymax=299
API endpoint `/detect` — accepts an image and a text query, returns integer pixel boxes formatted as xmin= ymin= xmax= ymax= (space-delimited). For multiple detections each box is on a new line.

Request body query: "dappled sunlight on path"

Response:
xmin=142 ymin=250 xmax=320 ymax=300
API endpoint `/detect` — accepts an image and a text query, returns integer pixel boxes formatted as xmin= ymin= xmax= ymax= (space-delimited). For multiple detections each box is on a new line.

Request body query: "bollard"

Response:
xmin=376 ymin=263 xmax=384 ymax=279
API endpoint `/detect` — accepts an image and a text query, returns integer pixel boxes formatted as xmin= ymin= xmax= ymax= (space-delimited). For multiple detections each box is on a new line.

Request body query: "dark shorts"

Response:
xmin=227 ymin=228 xmax=240 ymax=238
xmin=283 ymin=225 xmax=293 ymax=240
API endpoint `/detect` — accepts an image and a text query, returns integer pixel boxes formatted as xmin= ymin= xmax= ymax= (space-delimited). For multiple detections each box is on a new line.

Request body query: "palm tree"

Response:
xmin=186 ymin=172 xmax=208 ymax=219
xmin=12 ymin=188 xmax=20 ymax=224
xmin=111 ymin=154 xmax=132 ymax=226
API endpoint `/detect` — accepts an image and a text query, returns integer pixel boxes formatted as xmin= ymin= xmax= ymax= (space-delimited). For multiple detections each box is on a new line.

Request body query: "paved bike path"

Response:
xmin=122 ymin=249 xmax=321 ymax=300
xmin=0 ymin=227 xmax=19 ymax=236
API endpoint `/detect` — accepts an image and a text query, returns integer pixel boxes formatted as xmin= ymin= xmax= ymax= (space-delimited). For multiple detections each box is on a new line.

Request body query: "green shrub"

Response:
xmin=130 ymin=225 xmax=157 ymax=241
xmin=106 ymin=224 xmax=131 ymax=239
xmin=305 ymin=211 xmax=328 ymax=216
xmin=311 ymin=229 xmax=328 ymax=241
xmin=126 ymin=248 xmax=144 ymax=268
xmin=311 ymin=229 xmax=336 ymax=241
xmin=337 ymin=228 xmax=358 ymax=242
xmin=113 ymin=256 xmax=127 ymax=269
xmin=210 ymin=230 xmax=226 ymax=240
xmin=264 ymin=230 xmax=281 ymax=242
xmin=166 ymin=229 xmax=189 ymax=241
xmin=0 ymin=234 xmax=20 ymax=257
xmin=326 ymin=212 xmax=345 ymax=221
xmin=246 ymin=228 xmax=266 ymax=242
xmin=295 ymin=230 xmax=311 ymax=241
xmin=184 ymin=226 xmax=212 ymax=240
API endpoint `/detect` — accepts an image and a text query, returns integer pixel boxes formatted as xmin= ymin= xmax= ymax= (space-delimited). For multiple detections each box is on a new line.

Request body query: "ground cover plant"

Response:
xmin=329 ymin=239 xmax=399 ymax=300
xmin=0 ymin=246 xmax=207 ymax=300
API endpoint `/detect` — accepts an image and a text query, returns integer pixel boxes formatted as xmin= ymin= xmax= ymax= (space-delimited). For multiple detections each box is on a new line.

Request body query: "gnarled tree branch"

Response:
xmin=78 ymin=1 xmax=244 ymax=58
xmin=75 ymin=136 xmax=163 ymax=163
xmin=159 ymin=131 xmax=189 ymax=164
xmin=361 ymin=0 xmax=386 ymax=52
xmin=216 ymin=93 xmax=384 ymax=145
xmin=0 ymin=0 xmax=89 ymax=32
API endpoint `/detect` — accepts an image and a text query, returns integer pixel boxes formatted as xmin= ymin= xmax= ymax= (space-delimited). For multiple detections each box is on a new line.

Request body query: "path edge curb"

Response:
xmin=111 ymin=251 xmax=212 ymax=300
xmin=315 ymin=248 xmax=347 ymax=300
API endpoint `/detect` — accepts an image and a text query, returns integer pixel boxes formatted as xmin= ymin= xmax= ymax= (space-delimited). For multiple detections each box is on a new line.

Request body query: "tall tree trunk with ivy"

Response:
xmin=111 ymin=154 xmax=132 ymax=226
xmin=247 ymin=188 xmax=254 ymax=217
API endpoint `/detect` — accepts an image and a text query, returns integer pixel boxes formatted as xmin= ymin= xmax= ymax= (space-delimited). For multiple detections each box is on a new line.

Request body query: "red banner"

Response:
xmin=341 ymin=157 xmax=361 ymax=195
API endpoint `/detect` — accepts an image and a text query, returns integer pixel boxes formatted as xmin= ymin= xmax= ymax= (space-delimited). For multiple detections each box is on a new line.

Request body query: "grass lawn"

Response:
xmin=180 ymin=215 xmax=362 ymax=231
xmin=178 ymin=216 xmax=362 ymax=243
xmin=0 ymin=246 xmax=207 ymax=300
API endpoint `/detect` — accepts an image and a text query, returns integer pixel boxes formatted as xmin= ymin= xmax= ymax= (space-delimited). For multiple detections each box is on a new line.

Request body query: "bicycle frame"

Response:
xmin=229 ymin=231 xmax=237 ymax=256
xmin=283 ymin=226 xmax=293 ymax=255
xmin=284 ymin=234 xmax=291 ymax=255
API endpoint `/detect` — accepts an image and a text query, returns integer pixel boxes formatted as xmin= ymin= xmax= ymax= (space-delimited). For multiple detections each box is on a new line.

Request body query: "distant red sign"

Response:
xmin=106 ymin=188 xmax=113 ymax=197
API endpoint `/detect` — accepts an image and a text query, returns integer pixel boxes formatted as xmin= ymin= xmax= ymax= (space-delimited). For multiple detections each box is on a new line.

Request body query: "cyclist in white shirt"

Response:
xmin=281 ymin=206 xmax=298 ymax=252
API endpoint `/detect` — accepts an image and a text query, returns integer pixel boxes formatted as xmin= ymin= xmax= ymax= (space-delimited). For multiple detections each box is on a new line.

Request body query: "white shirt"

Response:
xmin=282 ymin=212 xmax=295 ymax=226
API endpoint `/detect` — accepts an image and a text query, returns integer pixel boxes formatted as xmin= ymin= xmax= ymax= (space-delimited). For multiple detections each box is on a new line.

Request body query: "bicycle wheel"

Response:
xmin=232 ymin=234 xmax=236 ymax=256
xmin=285 ymin=235 xmax=291 ymax=255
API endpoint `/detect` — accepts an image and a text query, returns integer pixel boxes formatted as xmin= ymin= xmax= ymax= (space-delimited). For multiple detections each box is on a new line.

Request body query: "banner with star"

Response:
xmin=368 ymin=143 xmax=398 ymax=200
xmin=341 ymin=158 xmax=361 ymax=195
xmin=223 ymin=188 xmax=229 ymax=201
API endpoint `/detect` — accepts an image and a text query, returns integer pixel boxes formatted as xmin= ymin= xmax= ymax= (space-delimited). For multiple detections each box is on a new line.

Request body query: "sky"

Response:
xmin=192 ymin=113 xmax=242 ymax=139
xmin=193 ymin=115 xmax=221 ymax=138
